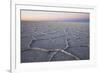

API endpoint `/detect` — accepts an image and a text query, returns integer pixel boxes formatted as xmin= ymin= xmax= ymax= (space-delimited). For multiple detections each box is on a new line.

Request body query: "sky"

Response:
xmin=21 ymin=10 xmax=89 ymax=22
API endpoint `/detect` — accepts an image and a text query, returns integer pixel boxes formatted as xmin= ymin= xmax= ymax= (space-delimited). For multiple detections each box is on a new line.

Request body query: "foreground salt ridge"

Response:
xmin=22 ymin=27 xmax=80 ymax=60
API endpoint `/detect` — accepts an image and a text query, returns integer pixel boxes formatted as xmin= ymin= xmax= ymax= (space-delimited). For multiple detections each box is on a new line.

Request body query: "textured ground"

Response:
xmin=21 ymin=21 xmax=89 ymax=63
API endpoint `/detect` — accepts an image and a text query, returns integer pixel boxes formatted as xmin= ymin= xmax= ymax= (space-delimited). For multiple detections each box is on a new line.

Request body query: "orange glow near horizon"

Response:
xmin=21 ymin=10 xmax=89 ymax=21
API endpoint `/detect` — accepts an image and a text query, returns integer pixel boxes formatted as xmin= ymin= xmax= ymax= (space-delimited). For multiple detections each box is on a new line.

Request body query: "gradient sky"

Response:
xmin=21 ymin=10 xmax=89 ymax=22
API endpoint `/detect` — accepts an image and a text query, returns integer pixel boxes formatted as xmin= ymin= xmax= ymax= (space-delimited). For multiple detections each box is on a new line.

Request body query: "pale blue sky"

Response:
xmin=21 ymin=10 xmax=89 ymax=22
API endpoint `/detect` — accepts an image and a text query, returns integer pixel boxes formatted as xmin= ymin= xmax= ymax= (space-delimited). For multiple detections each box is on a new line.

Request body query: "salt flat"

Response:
xmin=21 ymin=21 xmax=89 ymax=63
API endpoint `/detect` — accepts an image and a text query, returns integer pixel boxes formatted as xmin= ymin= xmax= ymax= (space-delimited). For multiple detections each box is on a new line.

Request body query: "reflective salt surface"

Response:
xmin=21 ymin=21 xmax=89 ymax=63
